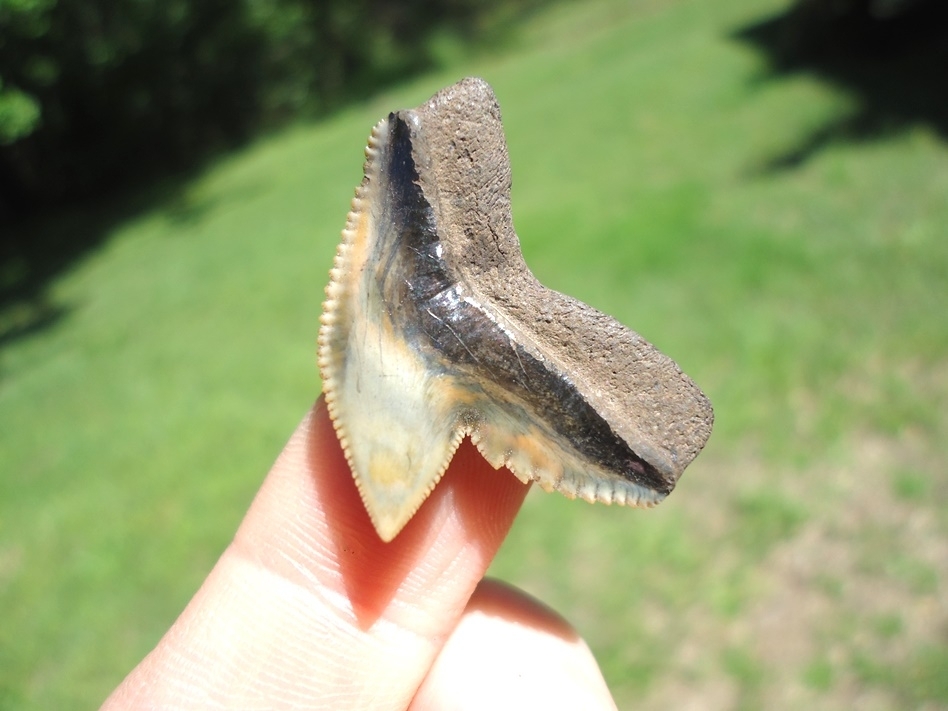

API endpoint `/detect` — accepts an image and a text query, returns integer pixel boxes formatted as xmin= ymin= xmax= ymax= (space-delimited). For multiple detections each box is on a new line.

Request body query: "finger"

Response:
xmin=409 ymin=578 xmax=618 ymax=711
xmin=102 ymin=397 xmax=530 ymax=710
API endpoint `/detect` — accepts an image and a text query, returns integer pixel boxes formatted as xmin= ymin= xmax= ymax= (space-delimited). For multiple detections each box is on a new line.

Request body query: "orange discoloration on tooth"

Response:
xmin=368 ymin=450 xmax=408 ymax=487
xmin=509 ymin=431 xmax=558 ymax=475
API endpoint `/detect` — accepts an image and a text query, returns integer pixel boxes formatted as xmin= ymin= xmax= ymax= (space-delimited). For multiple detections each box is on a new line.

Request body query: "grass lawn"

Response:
xmin=2 ymin=0 xmax=947 ymax=708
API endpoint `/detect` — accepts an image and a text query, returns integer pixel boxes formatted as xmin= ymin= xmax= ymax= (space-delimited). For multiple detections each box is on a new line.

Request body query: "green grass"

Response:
xmin=3 ymin=0 xmax=948 ymax=708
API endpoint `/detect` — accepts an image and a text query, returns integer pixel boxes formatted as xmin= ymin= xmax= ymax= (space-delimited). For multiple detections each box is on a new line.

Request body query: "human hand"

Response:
xmin=101 ymin=397 xmax=618 ymax=710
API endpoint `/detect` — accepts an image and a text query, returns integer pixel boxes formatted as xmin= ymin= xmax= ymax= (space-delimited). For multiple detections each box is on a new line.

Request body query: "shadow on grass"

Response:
xmin=0 ymin=171 xmax=221 ymax=357
xmin=733 ymin=0 xmax=948 ymax=171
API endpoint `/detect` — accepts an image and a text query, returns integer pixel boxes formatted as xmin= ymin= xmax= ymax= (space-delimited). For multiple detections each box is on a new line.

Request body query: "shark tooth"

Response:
xmin=318 ymin=77 xmax=714 ymax=542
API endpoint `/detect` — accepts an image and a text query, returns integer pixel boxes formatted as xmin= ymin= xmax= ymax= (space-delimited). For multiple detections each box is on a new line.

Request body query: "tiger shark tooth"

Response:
xmin=318 ymin=77 xmax=713 ymax=542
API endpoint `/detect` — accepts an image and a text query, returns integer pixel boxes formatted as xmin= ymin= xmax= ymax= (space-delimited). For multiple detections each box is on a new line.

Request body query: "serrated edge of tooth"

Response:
xmin=317 ymin=118 xmax=390 ymax=534
xmin=370 ymin=428 xmax=467 ymax=542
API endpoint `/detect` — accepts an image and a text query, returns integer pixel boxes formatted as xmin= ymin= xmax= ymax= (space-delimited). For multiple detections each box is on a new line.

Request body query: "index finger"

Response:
xmin=102 ymin=396 xmax=530 ymax=710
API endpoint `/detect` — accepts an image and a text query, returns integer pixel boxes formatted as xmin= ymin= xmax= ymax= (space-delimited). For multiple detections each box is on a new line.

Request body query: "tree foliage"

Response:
xmin=0 ymin=0 xmax=533 ymax=217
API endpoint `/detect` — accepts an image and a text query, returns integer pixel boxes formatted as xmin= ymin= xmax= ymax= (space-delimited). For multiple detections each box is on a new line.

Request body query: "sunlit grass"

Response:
xmin=2 ymin=0 xmax=947 ymax=707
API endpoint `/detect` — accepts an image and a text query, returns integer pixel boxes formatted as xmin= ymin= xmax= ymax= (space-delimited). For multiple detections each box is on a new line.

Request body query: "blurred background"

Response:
xmin=2 ymin=0 xmax=946 ymax=707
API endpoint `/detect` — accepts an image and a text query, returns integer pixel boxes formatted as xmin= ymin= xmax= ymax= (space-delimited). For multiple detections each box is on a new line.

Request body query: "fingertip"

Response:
xmin=410 ymin=578 xmax=618 ymax=711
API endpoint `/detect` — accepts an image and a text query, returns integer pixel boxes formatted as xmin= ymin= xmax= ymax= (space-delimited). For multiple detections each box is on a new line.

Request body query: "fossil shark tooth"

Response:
xmin=318 ymin=77 xmax=714 ymax=542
